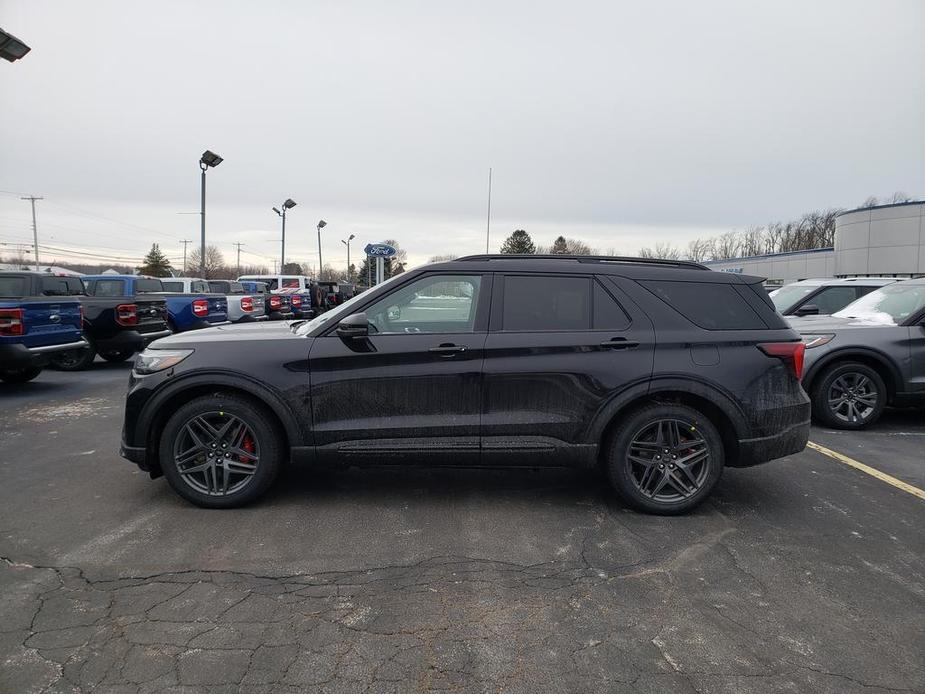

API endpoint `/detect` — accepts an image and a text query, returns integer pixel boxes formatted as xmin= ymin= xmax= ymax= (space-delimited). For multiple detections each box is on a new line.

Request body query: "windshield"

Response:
xmin=832 ymin=283 xmax=925 ymax=325
xmin=770 ymin=284 xmax=816 ymax=311
xmin=295 ymin=275 xmax=402 ymax=335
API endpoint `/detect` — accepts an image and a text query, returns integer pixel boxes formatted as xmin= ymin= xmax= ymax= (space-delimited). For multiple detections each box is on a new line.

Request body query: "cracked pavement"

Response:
xmin=1 ymin=364 xmax=923 ymax=693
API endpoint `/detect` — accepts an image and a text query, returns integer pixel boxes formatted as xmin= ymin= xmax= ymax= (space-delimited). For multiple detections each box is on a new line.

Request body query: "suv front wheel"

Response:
xmin=811 ymin=361 xmax=886 ymax=430
xmin=606 ymin=404 xmax=724 ymax=515
xmin=159 ymin=394 xmax=282 ymax=508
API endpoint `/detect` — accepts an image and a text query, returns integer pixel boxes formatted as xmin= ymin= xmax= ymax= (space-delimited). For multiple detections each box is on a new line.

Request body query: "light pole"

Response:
xmin=199 ymin=150 xmax=223 ymax=278
xmin=273 ymin=198 xmax=297 ymax=272
xmin=341 ymin=234 xmax=355 ymax=281
xmin=316 ymin=220 xmax=327 ymax=279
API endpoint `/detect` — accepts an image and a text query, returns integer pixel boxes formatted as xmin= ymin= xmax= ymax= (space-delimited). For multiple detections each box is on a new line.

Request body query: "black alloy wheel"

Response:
xmin=607 ymin=404 xmax=724 ymax=514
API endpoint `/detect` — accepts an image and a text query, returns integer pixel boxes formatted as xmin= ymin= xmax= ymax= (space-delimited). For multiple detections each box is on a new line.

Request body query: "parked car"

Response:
xmin=770 ymin=277 xmax=900 ymax=317
xmin=0 ymin=271 xmax=87 ymax=383
xmin=237 ymin=274 xmax=322 ymax=318
xmin=791 ymin=278 xmax=925 ymax=429
xmin=201 ymin=279 xmax=268 ymax=323
xmin=83 ymin=275 xmax=229 ymax=332
xmin=42 ymin=274 xmax=170 ymax=370
xmin=121 ymin=255 xmax=810 ymax=514
xmin=240 ymin=281 xmax=294 ymax=321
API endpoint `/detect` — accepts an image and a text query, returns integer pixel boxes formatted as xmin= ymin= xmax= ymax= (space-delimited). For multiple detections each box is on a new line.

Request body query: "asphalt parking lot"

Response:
xmin=1 ymin=364 xmax=923 ymax=694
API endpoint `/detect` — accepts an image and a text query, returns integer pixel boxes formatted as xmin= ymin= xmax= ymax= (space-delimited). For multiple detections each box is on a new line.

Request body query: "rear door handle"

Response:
xmin=429 ymin=344 xmax=468 ymax=356
xmin=600 ymin=337 xmax=639 ymax=350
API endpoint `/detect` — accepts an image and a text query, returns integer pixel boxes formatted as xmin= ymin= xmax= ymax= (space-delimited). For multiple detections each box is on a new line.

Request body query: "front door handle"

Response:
xmin=429 ymin=343 xmax=468 ymax=357
xmin=600 ymin=337 xmax=639 ymax=350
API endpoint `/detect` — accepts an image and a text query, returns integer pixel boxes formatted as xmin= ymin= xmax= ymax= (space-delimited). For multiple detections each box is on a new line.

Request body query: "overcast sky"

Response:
xmin=1 ymin=0 xmax=923 ymax=272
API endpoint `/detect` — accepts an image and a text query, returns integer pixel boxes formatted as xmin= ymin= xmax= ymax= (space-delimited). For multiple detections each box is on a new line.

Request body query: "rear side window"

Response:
xmin=642 ymin=280 xmax=766 ymax=330
xmin=593 ymin=281 xmax=631 ymax=330
xmin=0 ymin=277 xmax=27 ymax=296
xmin=503 ymin=276 xmax=590 ymax=331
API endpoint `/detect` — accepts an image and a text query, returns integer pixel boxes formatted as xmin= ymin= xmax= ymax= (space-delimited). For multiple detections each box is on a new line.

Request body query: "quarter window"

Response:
xmin=365 ymin=275 xmax=481 ymax=334
xmin=642 ymin=280 xmax=766 ymax=330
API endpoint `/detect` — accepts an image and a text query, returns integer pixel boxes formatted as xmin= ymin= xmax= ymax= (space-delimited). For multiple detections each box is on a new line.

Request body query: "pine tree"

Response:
xmin=137 ymin=243 xmax=173 ymax=277
xmin=550 ymin=236 xmax=569 ymax=254
xmin=500 ymin=229 xmax=536 ymax=254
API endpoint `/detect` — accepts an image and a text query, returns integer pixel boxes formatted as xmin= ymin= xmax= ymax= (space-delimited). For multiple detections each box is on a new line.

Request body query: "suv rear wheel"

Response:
xmin=0 ymin=366 xmax=42 ymax=384
xmin=159 ymin=394 xmax=282 ymax=508
xmin=49 ymin=339 xmax=96 ymax=371
xmin=811 ymin=361 xmax=886 ymax=430
xmin=606 ymin=404 xmax=724 ymax=515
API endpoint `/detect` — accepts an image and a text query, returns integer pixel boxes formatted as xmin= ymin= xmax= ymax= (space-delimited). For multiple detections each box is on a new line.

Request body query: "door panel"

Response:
xmin=308 ymin=273 xmax=490 ymax=462
xmin=481 ymin=274 xmax=655 ymax=464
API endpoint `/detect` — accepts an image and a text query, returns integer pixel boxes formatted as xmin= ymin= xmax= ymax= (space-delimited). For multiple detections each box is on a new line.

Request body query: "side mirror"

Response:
xmin=795 ymin=304 xmax=820 ymax=317
xmin=336 ymin=312 xmax=369 ymax=339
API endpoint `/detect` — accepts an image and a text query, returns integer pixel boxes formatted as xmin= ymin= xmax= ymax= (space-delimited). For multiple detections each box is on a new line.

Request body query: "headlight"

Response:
xmin=133 ymin=348 xmax=193 ymax=374
xmin=800 ymin=334 xmax=835 ymax=349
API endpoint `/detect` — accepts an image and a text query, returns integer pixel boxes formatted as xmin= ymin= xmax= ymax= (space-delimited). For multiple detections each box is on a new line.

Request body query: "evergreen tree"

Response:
xmin=500 ymin=229 xmax=536 ymax=254
xmin=137 ymin=243 xmax=173 ymax=277
xmin=550 ymin=236 xmax=569 ymax=254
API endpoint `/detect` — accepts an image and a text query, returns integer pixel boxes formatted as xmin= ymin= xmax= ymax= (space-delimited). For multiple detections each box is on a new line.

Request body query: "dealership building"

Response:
xmin=704 ymin=201 xmax=925 ymax=286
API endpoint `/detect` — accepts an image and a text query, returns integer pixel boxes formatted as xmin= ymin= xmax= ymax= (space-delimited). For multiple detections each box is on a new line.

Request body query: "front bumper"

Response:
xmin=732 ymin=418 xmax=811 ymax=467
xmin=0 ymin=338 xmax=88 ymax=368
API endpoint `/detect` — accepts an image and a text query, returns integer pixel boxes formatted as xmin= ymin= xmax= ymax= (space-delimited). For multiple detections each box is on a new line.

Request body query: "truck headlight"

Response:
xmin=800 ymin=334 xmax=835 ymax=349
xmin=134 ymin=348 xmax=193 ymax=374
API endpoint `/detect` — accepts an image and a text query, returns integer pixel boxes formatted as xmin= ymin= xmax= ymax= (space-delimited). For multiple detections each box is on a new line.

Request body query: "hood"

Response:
xmin=150 ymin=320 xmax=305 ymax=348
xmin=787 ymin=314 xmax=899 ymax=332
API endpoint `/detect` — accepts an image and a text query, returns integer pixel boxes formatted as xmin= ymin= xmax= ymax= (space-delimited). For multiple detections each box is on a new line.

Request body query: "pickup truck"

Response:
xmin=40 ymin=275 xmax=171 ymax=370
xmin=202 ymin=279 xmax=268 ymax=323
xmin=82 ymin=275 xmax=229 ymax=332
xmin=236 ymin=274 xmax=322 ymax=318
xmin=0 ymin=271 xmax=87 ymax=383
xmin=239 ymin=280 xmax=294 ymax=320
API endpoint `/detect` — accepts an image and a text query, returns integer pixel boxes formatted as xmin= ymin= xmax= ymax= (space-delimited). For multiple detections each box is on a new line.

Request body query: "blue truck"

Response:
xmin=82 ymin=275 xmax=229 ymax=332
xmin=0 ymin=272 xmax=88 ymax=384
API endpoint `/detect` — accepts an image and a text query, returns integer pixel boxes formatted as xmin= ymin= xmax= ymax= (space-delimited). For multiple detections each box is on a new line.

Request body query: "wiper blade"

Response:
xmin=288 ymin=320 xmax=307 ymax=332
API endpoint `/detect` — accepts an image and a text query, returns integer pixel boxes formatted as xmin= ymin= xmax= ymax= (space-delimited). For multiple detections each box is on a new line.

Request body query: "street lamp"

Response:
xmin=0 ymin=28 xmax=31 ymax=62
xmin=274 ymin=198 xmax=297 ymax=271
xmin=341 ymin=234 xmax=355 ymax=281
xmin=198 ymin=150 xmax=223 ymax=278
xmin=316 ymin=220 xmax=327 ymax=279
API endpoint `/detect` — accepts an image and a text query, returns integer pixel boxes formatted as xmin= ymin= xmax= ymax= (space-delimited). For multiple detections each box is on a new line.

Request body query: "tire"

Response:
xmin=606 ymin=404 xmax=724 ymax=515
xmin=100 ymin=348 xmax=135 ymax=363
xmin=158 ymin=394 xmax=282 ymax=508
xmin=49 ymin=339 xmax=96 ymax=371
xmin=811 ymin=361 xmax=886 ymax=430
xmin=0 ymin=366 xmax=42 ymax=384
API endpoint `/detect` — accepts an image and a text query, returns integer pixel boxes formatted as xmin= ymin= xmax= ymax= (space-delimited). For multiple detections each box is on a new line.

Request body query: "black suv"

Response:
xmin=121 ymin=255 xmax=810 ymax=514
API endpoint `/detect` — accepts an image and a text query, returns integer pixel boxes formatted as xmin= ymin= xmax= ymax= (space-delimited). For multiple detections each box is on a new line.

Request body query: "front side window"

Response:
xmin=811 ymin=286 xmax=862 ymax=314
xmin=833 ymin=284 xmax=925 ymax=325
xmin=502 ymin=276 xmax=590 ymax=331
xmin=135 ymin=279 xmax=163 ymax=293
xmin=191 ymin=281 xmax=209 ymax=293
xmin=281 ymin=278 xmax=300 ymax=289
xmin=365 ymin=275 xmax=482 ymax=334
xmin=161 ymin=281 xmax=183 ymax=292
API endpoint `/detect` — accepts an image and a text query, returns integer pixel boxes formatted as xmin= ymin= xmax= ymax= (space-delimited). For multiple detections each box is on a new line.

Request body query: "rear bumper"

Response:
xmin=178 ymin=319 xmax=231 ymax=331
xmin=234 ymin=314 xmax=270 ymax=324
xmin=97 ymin=329 xmax=170 ymax=353
xmin=731 ymin=418 xmax=811 ymax=468
xmin=0 ymin=339 xmax=88 ymax=368
xmin=269 ymin=311 xmax=295 ymax=321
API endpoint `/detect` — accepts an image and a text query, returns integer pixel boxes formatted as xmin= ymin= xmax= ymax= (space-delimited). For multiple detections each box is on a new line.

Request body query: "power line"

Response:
xmin=21 ymin=195 xmax=42 ymax=270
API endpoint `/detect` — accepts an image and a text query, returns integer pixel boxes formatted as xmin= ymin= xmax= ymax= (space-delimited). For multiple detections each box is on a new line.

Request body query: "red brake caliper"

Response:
xmin=239 ymin=435 xmax=255 ymax=463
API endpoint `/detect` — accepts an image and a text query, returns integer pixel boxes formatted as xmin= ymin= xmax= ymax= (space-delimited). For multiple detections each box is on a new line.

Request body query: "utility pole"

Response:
xmin=180 ymin=239 xmax=191 ymax=274
xmin=21 ymin=195 xmax=43 ymax=270
xmin=485 ymin=167 xmax=492 ymax=253
xmin=233 ymin=242 xmax=244 ymax=276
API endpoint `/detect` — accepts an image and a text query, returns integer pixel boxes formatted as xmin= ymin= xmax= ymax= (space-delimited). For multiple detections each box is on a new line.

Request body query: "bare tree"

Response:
xmin=685 ymin=238 xmax=711 ymax=262
xmin=711 ymin=231 xmax=741 ymax=260
xmin=860 ymin=196 xmax=879 ymax=208
xmin=638 ymin=242 xmax=681 ymax=260
xmin=891 ymin=191 xmax=913 ymax=203
xmin=318 ymin=263 xmax=340 ymax=281
xmin=186 ymin=245 xmax=227 ymax=278
xmin=429 ymin=253 xmax=458 ymax=263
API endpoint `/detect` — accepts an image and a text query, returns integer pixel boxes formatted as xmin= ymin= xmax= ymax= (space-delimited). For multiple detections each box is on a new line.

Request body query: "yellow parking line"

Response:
xmin=807 ymin=441 xmax=925 ymax=501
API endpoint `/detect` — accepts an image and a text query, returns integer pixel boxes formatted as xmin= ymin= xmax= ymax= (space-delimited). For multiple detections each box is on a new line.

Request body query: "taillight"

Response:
xmin=0 ymin=308 xmax=24 ymax=336
xmin=758 ymin=342 xmax=806 ymax=380
xmin=291 ymin=295 xmax=302 ymax=308
xmin=269 ymin=295 xmax=282 ymax=309
xmin=241 ymin=296 xmax=254 ymax=312
xmin=115 ymin=303 xmax=138 ymax=326
xmin=192 ymin=299 xmax=209 ymax=317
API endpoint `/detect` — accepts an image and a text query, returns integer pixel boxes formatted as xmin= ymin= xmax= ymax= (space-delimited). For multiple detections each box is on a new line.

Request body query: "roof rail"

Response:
xmin=455 ymin=254 xmax=710 ymax=270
